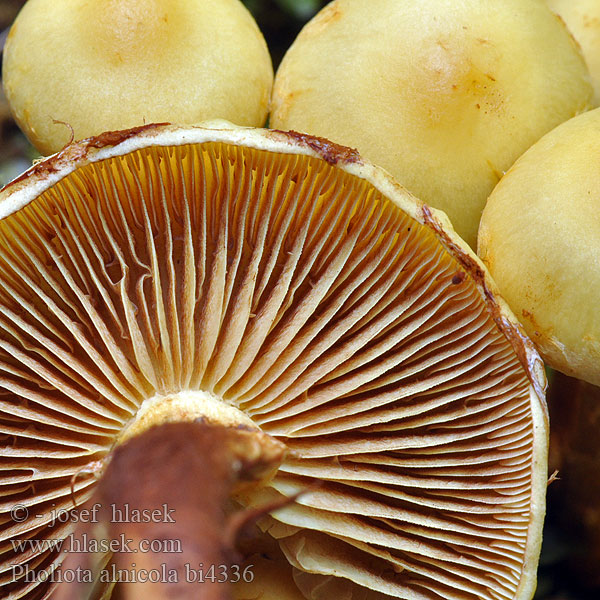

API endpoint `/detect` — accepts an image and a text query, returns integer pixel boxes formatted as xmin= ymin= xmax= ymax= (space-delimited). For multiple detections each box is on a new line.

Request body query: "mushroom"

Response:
xmin=478 ymin=107 xmax=600 ymax=387
xmin=270 ymin=0 xmax=593 ymax=248
xmin=1 ymin=0 xmax=273 ymax=155
xmin=478 ymin=106 xmax=600 ymax=592
xmin=0 ymin=122 xmax=547 ymax=599
xmin=547 ymin=0 xmax=600 ymax=104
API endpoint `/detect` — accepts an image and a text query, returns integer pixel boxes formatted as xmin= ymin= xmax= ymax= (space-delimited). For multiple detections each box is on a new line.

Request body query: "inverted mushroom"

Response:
xmin=0 ymin=123 xmax=547 ymax=599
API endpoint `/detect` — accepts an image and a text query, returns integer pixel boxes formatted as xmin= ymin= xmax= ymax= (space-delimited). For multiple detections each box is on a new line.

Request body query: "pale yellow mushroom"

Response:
xmin=479 ymin=106 xmax=600 ymax=593
xmin=479 ymin=107 xmax=600 ymax=387
xmin=2 ymin=0 xmax=273 ymax=155
xmin=271 ymin=0 xmax=593 ymax=248
xmin=548 ymin=0 xmax=600 ymax=103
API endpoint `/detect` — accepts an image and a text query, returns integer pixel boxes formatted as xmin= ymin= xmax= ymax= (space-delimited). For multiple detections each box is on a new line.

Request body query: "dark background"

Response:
xmin=0 ymin=1 xmax=593 ymax=599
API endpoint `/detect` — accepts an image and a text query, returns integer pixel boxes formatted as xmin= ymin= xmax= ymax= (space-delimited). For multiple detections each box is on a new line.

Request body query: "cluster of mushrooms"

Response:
xmin=0 ymin=0 xmax=598 ymax=599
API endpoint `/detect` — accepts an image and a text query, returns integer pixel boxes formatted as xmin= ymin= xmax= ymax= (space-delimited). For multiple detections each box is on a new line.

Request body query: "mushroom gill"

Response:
xmin=0 ymin=124 xmax=547 ymax=600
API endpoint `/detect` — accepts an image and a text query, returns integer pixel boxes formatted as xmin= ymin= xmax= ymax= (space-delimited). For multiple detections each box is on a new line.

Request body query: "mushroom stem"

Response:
xmin=53 ymin=421 xmax=286 ymax=599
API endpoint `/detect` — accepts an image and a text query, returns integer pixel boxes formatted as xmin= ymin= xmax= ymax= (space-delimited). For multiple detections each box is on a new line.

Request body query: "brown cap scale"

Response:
xmin=0 ymin=123 xmax=547 ymax=599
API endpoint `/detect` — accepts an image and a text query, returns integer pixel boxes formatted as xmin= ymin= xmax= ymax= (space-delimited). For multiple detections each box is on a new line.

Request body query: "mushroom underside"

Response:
xmin=0 ymin=136 xmax=545 ymax=600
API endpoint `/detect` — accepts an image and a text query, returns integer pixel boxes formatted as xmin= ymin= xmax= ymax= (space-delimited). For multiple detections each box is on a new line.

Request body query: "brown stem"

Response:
xmin=52 ymin=421 xmax=286 ymax=600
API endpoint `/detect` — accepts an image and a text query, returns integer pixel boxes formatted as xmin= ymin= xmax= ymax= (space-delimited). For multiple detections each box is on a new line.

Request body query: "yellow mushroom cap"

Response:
xmin=271 ymin=0 xmax=593 ymax=249
xmin=0 ymin=123 xmax=547 ymax=599
xmin=548 ymin=0 xmax=600 ymax=104
xmin=2 ymin=0 xmax=273 ymax=155
xmin=479 ymin=107 xmax=600 ymax=387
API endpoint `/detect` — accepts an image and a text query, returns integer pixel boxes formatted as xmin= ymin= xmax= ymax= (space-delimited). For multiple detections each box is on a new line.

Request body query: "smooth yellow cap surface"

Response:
xmin=2 ymin=0 xmax=273 ymax=155
xmin=548 ymin=0 xmax=600 ymax=104
xmin=479 ymin=107 xmax=600 ymax=386
xmin=272 ymin=0 xmax=593 ymax=248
